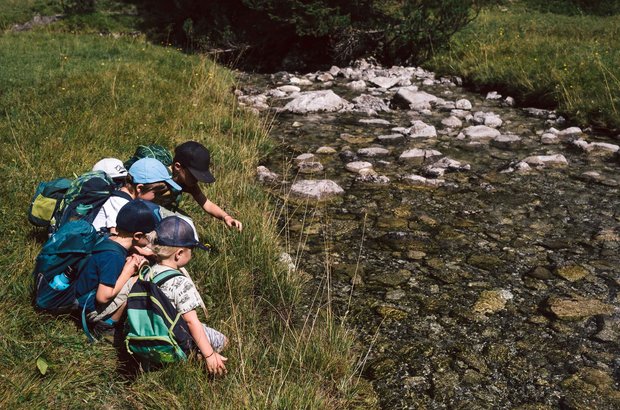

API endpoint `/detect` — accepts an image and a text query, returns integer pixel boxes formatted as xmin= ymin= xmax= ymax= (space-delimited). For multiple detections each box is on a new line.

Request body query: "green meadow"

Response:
xmin=427 ymin=2 xmax=620 ymax=131
xmin=0 ymin=3 xmax=374 ymax=408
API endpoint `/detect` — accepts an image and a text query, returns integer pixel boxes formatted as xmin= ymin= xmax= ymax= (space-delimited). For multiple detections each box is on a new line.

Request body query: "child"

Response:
xmin=92 ymin=158 xmax=181 ymax=233
xmin=74 ymin=199 xmax=160 ymax=335
xmin=172 ymin=141 xmax=243 ymax=232
xmin=92 ymin=157 xmax=128 ymax=187
xmin=147 ymin=215 xmax=228 ymax=375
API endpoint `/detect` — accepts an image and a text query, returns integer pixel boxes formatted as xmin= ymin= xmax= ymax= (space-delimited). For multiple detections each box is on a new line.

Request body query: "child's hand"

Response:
xmin=126 ymin=254 xmax=147 ymax=273
xmin=133 ymin=245 xmax=154 ymax=257
xmin=223 ymin=215 xmax=243 ymax=232
xmin=205 ymin=352 xmax=227 ymax=375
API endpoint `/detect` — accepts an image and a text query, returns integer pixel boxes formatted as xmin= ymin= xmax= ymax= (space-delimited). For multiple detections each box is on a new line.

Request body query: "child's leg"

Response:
xmin=202 ymin=324 xmax=227 ymax=353
xmin=87 ymin=278 xmax=136 ymax=323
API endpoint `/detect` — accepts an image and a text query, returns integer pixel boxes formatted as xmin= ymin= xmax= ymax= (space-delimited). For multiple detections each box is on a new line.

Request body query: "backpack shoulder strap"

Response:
xmin=152 ymin=269 xmax=183 ymax=287
xmin=110 ymin=190 xmax=132 ymax=201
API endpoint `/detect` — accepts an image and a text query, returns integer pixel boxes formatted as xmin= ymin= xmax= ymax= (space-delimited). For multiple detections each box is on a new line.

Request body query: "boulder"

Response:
xmin=522 ymin=154 xmax=568 ymax=168
xmin=409 ymin=120 xmax=437 ymax=138
xmin=455 ymin=99 xmax=472 ymax=110
xmin=462 ymin=125 xmax=501 ymax=142
xmin=399 ymin=149 xmax=442 ymax=165
xmin=345 ymin=161 xmax=373 ymax=173
xmin=369 ymin=76 xmax=401 ymax=89
xmin=441 ymin=116 xmax=463 ymax=128
xmin=392 ymin=87 xmax=437 ymax=109
xmin=290 ymin=180 xmax=344 ymax=199
xmin=346 ymin=80 xmax=367 ymax=91
xmin=283 ymin=90 xmax=351 ymax=113
xmin=352 ymin=94 xmax=390 ymax=115
xmin=547 ymin=296 xmax=615 ymax=320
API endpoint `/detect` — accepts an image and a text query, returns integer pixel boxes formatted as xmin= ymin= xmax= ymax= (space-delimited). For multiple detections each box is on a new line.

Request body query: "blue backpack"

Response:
xmin=33 ymin=220 xmax=116 ymax=312
xmin=27 ymin=178 xmax=72 ymax=227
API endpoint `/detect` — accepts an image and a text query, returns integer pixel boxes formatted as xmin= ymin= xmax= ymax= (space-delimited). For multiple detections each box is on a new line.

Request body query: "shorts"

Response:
xmin=203 ymin=324 xmax=227 ymax=353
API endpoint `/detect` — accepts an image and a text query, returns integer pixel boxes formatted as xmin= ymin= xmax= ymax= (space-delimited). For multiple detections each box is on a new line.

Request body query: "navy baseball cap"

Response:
xmin=174 ymin=141 xmax=216 ymax=183
xmin=155 ymin=216 xmax=210 ymax=250
xmin=116 ymin=199 xmax=161 ymax=234
xmin=129 ymin=158 xmax=182 ymax=191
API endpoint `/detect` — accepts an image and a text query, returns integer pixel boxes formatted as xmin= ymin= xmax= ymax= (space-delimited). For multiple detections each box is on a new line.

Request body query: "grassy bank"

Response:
xmin=426 ymin=3 xmax=620 ymax=131
xmin=0 ymin=16 xmax=373 ymax=410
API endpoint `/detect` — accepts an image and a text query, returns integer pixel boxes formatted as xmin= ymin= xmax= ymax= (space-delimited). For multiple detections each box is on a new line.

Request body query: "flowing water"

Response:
xmin=238 ymin=63 xmax=620 ymax=408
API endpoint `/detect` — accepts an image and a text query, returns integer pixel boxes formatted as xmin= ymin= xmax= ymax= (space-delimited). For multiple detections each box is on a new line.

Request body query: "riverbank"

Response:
xmin=426 ymin=4 xmax=620 ymax=132
xmin=0 ymin=20 xmax=374 ymax=410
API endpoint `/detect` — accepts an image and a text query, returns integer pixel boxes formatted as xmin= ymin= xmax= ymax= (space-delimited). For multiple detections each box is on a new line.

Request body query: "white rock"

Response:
xmin=391 ymin=127 xmax=410 ymax=134
xmin=463 ymin=125 xmax=501 ymax=142
xmin=316 ymin=146 xmax=337 ymax=154
xmin=455 ymin=99 xmax=472 ymax=110
xmin=294 ymin=153 xmax=316 ymax=164
xmin=399 ymin=148 xmax=442 ymax=164
xmin=357 ymin=147 xmax=390 ymax=157
xmin=256 ymin=166 xmax=278 ymax=183
xmin=369 ymin=76 xmax=400 ymax=89
xmin=392 ymin=87 xmax=437 ymax=108
xmin=316 ymin=73 xmax=334 ymax=82
xmin=484 ymin=113 xmax=503 ymax=128
xmin=422 ymin=79 xmax=435 ymax=86
xmin=451 ymin=109 xmax=471 ymax=119
xmin=541 ymin=133 xmax=559 ymax=144
xmin=277 ymin=85 xmax=301 ymax=93
xmin=345 ymin=161 xmax=373 ymax=173
xmin=429 ymin=157 xmax=470 ymax=172
xmin=409 ymin=120 xmax=437 ymax=138
xmin=504 ymin=96 xmax=515 ymax=106
xmin=297 ymin=162 xmax=324 ymax=173
xmin=346 ymin=80 xmax=367 ymax=91
xmin=491 ymin=134 xmax=521 ymax=148
xmin=292 ymin=121 xmax=303 ymax=128
xmin=290 ymin=180 xmax=344 ymax=199
xmin=359 ymin=118 xmax=390 ymax=125
xmin=283 ymin=90 xmax=351 ymax=113
xmin=522 ymin=154 xmax=568 ymax=167
xmin=402 ymin=174 xmax=445 ymax=187
xmin=572 ymin=139 xmax=619 ymax=155
xmin=267 ymin=89 xmax=287 ymax=98
xmin=486 ymin=91 xmax=502 ymax=100
xmin=377 ymin=134 xmax=405 ymax=142
xmin=441 ymin=116 xmax=463 ymax=128
xmin=558 ymin=126 xmax=582 ymax=136
xmin=329 ymin=66 xmax=340 ymax=76
xmin=353 ymin=94 xmax=390 ymax=115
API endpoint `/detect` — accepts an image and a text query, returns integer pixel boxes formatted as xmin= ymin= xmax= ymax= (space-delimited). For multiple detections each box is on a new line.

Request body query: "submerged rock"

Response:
xmin=345 ymin=161 xmax=373 ymax=173
xmin=472 ymin=289 xmax=514 ymax=316
xmin=462 ymin=125 xmax=501 ymax=142
xmin=554 ymin=265 xmax=589 ymax=282
xmin=547 ymin=296 xmax=615 ymax=320
xmin=521 ymin=154 xmax=568 ymax=168
xmin=399 ymin=148 xmax=442 ymax=165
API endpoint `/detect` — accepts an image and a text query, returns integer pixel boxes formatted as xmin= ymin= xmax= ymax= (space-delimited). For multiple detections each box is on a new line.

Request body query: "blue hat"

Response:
xmin=129 ymin=158 xmax=182 ymax=191
xmin=116 ymin=199 xmax=161 ymax=234
xmin=155 ymin=216 xmax=210 ymax=251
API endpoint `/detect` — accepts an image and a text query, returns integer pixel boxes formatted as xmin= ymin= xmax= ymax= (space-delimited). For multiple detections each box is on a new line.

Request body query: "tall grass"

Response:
xmin=0 ymin=29 xmax=375 ymax=408
xmin=427 ymin=4 xmax=620 ymax=131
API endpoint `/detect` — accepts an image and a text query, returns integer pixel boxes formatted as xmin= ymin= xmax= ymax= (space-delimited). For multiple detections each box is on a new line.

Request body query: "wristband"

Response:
xmin=205 ymin=351 xmax=215 ymax=358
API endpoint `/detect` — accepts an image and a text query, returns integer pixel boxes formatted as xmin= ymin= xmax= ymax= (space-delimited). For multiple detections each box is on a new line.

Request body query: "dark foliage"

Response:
xmin=125 ymin=0 xmax=494 ymax=71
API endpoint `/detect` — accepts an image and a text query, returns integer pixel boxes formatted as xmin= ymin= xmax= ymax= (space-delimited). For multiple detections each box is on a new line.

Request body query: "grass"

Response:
xmin=0 ymin=14 xmax=375 ymax=410
xmin=426 ymin=2 xmax=620 ymax=131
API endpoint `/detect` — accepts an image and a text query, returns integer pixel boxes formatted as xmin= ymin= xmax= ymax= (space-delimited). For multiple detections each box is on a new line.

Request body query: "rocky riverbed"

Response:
xmin=236 ymin=59 xmax=620 ymax=409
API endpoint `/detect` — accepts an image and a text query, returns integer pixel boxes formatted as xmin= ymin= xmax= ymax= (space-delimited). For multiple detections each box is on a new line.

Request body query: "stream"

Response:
xmin=236 ymin=60 xmax=620 ymax=409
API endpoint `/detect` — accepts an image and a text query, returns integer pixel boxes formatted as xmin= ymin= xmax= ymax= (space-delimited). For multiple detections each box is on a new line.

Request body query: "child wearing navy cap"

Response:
xmin=172 ymin=141 xmax=243 ymax=231
xmin=74 ymin=199 xmax=160 ymax=338
xmin=146 ymin=215 xmax=228 ymax=375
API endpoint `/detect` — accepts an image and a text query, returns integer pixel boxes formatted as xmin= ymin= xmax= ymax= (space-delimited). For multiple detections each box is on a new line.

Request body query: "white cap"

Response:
xmin=92 ymin=158 xmax=128 ymax=179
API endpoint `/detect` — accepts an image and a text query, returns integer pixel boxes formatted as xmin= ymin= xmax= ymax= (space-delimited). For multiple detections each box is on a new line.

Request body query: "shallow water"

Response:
xmin=239 ymin=67 xmax=620 ymax=408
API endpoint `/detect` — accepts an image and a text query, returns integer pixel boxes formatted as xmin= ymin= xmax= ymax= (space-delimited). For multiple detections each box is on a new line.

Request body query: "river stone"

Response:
xmin=353 ymin=94 xmax=390 ymax=115
xmin=472 ymin=289 xmax=514 ymax=315
xmin=593 ymin=228 xmax=620 ymax=242
xmin=486 ymin=91 xmax=502 ymax=100
xmin=385 ymin=288 xmax=406 ymax=301
xmin=594 ymin=316 xmax=620 ymax=342
xmin=283 ymin=90 xmax=351 ymax=113
xmin=409 ymin=120 xmax=437 ymax=138
xmin=557 ymin=126 xmax=582 ymax=136
xmin=346 ymin=80 xmax=367 ymax=90
xmin=357 ymin=147 xmax=390 ymax=157
xmin=359 ymin=118 xmax=391 ymax=125
xmin=463 ymin=125 xmax=501 ymax=141
xmin=316 ymin=146 xmax=337 ymax=154
xmin=522 ymin=154 xmax=568 ymax=168
xmin=316 ymin=73 xmax=333 ymax=82
xmin=345 ymin=161 xmax=373 ymax=173
xmin=407 ymin=250 xmax=426 ymax=260
xmin=491 ymin=134 xmax=522 ymax=149
xmin=377 ymin=133 xmax=404 ymax=142
xmin=555 ymin=265 xmax=589 ymax=282
xmin=356 ymin=169 xmax=390 ymax=184
xmin=400 ymin=148 xmax=442 ymax=164
xmin=455 ymin=98 xmax=472 ymax=110
xmin=547 ymin=296 xmax=615 ymax=320
xmin=527 ymin=266 xmax=554 ymax=280
xmin=289 ymin=180 xmax=344 ymax=199
xmin=277 ymin=85 xmax=301 ymax=93
xmin=297 ymin=161 xmax=324 ymax=174
xmin=392 ymin=87 xmax=438 ymax=109
xmin=376 ymin=305 xmax=408 ymax=320
xmin=541 ymin=133 xmax=559 ymax=144
xmin=289 ymin=76 xmax=312 ymax=86
xmin=340 ymin=133 xmax=375 ymax=144
xmin=561 ymin=368 xmax=620 ymax=409
xmin=402 ymin=174 xmax=445 ymax=187
xmin=369 ymin=76 xmax=400 ymax=89
xmin=441 ymin=116 xmax=462 ymax=128
xmin=256 ymin=166 xmax=278 ymax=183
xmin=467 ymin=254 xmax=503 ymax=271
xmin=572 ymin=138 xmax=619 ymax=155
xmin=294 ymin=153 xmax=316 ymax=164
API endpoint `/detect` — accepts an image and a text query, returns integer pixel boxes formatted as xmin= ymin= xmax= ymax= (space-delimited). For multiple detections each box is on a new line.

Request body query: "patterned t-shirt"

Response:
xmin=149 ymin=264 xmax=204 ymax=315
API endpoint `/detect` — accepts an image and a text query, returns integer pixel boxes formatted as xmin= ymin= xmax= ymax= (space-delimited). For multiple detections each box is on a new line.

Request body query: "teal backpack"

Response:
xmin=32 ymin=220 xmax=117 ymax=312
xmin=28 ymin=178 xmax=72 ymax=227
xmin=125 ymin=268 xmax=195 ymax=366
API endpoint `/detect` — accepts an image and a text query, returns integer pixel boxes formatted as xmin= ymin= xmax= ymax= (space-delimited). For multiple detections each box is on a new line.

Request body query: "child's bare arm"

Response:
xmin=182 ymin=310 xmax=227 ymax=375
xmin=95 ymin=254 xmax=146 ymax=304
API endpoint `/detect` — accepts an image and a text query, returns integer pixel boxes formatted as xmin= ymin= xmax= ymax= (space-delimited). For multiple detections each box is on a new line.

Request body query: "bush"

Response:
xmin=130 ymin=0 xmax=494 ymax=70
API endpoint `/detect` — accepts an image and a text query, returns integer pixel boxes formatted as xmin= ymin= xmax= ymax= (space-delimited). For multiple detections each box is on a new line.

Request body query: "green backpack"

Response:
xmin=125 ymin=268 xmax=195 ymax=366
xmin=28 ymin=178 xmax=72 ymax=227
